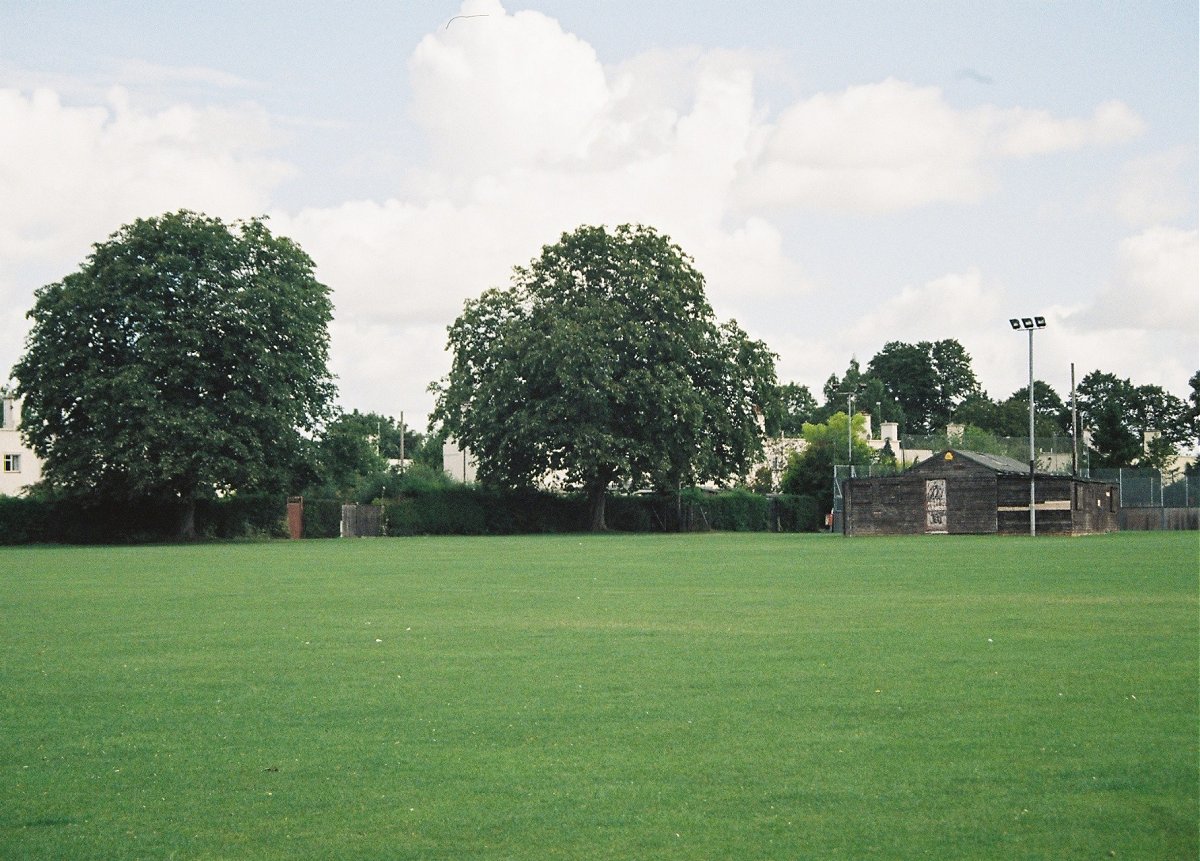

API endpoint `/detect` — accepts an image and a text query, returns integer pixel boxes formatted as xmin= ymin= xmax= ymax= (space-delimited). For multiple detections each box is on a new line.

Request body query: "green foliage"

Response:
xmin=1076 ymin=370 xmax=1190 ymax=468
xmin=311 ymin=410 xmax=400 ymax=496
xmin=0 ymin=496 xmax=53 ymax=544
xmin=412 ymin=427 xmax=448 ymax=471
xmin=747 ymin=464 xmax=774 ymax=494
xmin=432 ymin=223 xmax=777 ymax=530
xmin=0 ymin=486 xmax=821 ymax=544
xmin=779 ymin=412 xmax=874 ymax=514
xmin=956 ymin=381 xmax=1067 ymax=438
xmin=385 ymin=488 xmax=491 ymax=536
xmin=1187 ymin=371 xmax=1200 ymax=447
xmin=818 ymin=358 xmax=901 ymax=431
xmin=299 ymin=498 xmax=343 ymax=539
xmin=0 ymin=493 xmax=287 ymax=544
xmin=867 ymin=339 xmax=979 ymax=433
xmin=773 ymin=493 xmax=821 ymax=531
xmin=12 ymin=211 xmax=335 ymax=535
xmin=1141 ymin=434 xmax=1180 ymax=474
xmin=677 ymin=487 xmax=769 ymax=531
xmin=766 ymin=381 xmax=818 ymax=436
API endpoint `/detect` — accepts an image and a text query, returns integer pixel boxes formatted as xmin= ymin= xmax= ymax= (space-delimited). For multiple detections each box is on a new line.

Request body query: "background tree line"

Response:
xmin=764 ymin=345 xmax=1198 ymax=470
xmin=9 ymin=210 xmax=1197 ymax=538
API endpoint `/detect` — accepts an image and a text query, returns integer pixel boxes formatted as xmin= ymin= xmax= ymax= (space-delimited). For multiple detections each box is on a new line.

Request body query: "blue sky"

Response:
xmin=2 ymin=1 xmax=1196 ymax=429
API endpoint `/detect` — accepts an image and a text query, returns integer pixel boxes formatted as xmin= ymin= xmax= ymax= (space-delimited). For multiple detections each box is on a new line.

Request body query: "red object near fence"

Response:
xmin=287 ymin=496 xmax=304 ymax=539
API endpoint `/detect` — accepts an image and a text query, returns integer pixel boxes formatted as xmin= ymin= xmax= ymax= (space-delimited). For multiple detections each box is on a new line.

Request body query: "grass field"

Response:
xmin=1 ymin=532 xmax=1196 ymax=860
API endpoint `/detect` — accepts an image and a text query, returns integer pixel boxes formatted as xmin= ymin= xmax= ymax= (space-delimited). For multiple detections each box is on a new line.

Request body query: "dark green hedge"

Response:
xmin=0 ymin=489 xmax=822 ymax=545
xmin=0 ymin=494 xmax=287 ymax=545
xmin=300 ymin=499 xmax=343 ymax=539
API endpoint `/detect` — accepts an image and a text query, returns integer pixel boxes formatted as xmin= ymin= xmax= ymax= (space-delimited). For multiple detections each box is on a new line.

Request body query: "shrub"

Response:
xmin=773 ymin=494 xmax=821 ymax=532
xmin=0 ymin=496 xmax=52 ymax=544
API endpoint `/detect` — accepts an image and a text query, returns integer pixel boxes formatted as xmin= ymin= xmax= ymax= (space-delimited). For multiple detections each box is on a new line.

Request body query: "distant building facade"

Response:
xmin=442 ymin=437 xmax=478 ymax=484
xmin=0 ymin=393 xmax=42 ymax=496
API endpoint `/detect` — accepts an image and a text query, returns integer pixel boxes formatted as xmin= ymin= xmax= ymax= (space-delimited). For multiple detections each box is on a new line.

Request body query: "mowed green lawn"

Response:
xmin=1 ymin=533 xmax=1196 ymax=860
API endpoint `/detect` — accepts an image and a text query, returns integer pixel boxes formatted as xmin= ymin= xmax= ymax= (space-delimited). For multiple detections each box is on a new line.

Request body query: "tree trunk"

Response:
xmin=587 ymin=483 xmax=608 ymax=532
xmin=177 ymin=498 xmax=197 ymax=541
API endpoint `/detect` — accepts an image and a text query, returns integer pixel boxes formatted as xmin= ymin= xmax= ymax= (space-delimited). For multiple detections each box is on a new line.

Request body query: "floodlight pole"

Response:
xmin=1027 ymin=326 xmax=1036 ymax=537
xmin=1009 ymin=316 xmax=1046 ymax=537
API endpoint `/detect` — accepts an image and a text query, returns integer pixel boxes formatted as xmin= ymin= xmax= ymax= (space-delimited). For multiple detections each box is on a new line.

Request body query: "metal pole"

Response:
xmin=1070 ymin=363 xmax=1078 ymax=477
xmin=1028 ymin=328 xmax=1036 ymax=537
xmin=847 ymin=393 xmax=853 ymax=465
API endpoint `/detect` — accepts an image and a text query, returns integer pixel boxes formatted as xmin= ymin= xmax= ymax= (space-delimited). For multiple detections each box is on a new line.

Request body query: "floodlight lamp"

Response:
xmin=1021 ymin=318 xmax=1034 ymax=329
xmin=1009 ymin=318 xmax=1021 ymax=329
xmin=1034 ymin=316 xmax=1046 ymax=328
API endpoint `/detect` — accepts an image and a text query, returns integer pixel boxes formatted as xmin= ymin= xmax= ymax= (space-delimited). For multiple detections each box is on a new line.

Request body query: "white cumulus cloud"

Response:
xmin=0 ymin=1 xmax=1177 ymax=419
xmin=0 ymin=86 xmax=291 ymax=265
xmin=1071 ymin=226 xmax=1199 ymax=332
xmin=738 ymin=79 xmax=1145 ymax=213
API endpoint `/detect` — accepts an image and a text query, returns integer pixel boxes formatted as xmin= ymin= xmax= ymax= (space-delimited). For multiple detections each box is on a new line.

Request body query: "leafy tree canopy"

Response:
xmin=765 ymin=382 xmax=818 ymax=436
xmin=309 ymin=410 xmax=425 ymax=499
xmin=779 ymin=412 xmax=874 ymax=513
xmin=1075 ymin=370 xmax=1191 ymax=468
xmin=12 ymin=210 xmax=335 ymax=536
xmin=819 ymin=358 xmax=903 ymax=431
xmin=867 ymin=339 xmax=980 ymax=433
xmin=1187 ymin=371 xmax=1200 ymax=447
xmin=431 ymin=224 xmax=777 ymax=530
xmin=955 ymin=381 xmax=1067 ymax=439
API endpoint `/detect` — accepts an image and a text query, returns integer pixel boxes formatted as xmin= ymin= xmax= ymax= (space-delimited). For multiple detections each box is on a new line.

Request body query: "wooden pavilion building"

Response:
xmin=842 ymin=449 xmax=1119 ymax=536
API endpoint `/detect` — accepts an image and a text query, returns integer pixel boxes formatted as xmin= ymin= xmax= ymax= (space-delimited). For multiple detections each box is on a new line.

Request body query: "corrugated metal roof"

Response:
xmin=951 ymin=450 xmax=1031 ymax=474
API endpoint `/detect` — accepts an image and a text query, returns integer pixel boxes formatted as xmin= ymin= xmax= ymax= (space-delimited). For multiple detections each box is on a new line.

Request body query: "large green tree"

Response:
xmin=1187 ymin=371 xmax=1200 ymax=448
xmin=431 ymin=224 xmax=777 ymax=530
xmin=765 ymin=382 xmax=818 ymax=436
xmin=310 ymin=410 xmax=423 ymax=498
xmin=956 ymin=381 xmax=1067 ymax=439
xmin=778 ymin=412 xmax=874 ymax=518
xmin=12 ymin=211 xmax=335 ymax=536
xmin=1075 ymin=371 xmax=1190 ymax=468
xmin=819 ymin=357 xmax=902 ymax=430
xmin=867 ymin=339 xmax=980 ymax=433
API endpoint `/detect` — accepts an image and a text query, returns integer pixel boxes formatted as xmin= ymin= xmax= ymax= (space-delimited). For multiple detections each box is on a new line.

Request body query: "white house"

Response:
xmin=0 ymin=392 xmax=42 ymax=496
xmin=442 ymin=437 xmax=478 ymax=484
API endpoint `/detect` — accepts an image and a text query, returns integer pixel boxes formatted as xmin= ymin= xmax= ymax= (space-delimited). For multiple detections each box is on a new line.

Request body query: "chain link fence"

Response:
xmin=1091 ymin=469 xmax=1199 ymax=508
xmin=832 ymin=462 xmax=1197 ymax=514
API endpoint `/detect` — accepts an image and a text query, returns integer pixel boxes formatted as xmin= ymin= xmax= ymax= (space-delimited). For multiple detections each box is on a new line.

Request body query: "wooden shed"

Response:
xmin=843 ymin=449 xmax=1119 ymax=536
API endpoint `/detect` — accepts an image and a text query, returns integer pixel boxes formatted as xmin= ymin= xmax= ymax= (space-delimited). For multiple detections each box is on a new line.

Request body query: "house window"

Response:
xmin=3 ymin=454 xmax=19 ymax=473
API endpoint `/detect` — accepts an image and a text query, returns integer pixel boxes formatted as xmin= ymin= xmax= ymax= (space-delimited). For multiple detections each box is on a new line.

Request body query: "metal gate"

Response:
xmin=340 ymin=503 xmax=383 ymax=537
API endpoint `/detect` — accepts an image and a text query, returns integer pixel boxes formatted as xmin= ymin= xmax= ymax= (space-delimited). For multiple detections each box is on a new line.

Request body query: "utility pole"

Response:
xmin=837 ymin=384 xmax=867 ymax=465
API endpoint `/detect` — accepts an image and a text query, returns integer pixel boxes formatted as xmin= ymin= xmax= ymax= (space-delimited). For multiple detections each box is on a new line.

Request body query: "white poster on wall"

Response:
xmin=925 ymin=479 xmax=947 ymax=533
